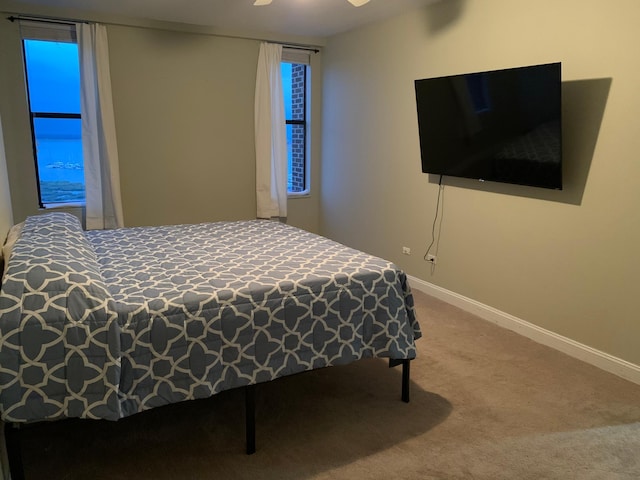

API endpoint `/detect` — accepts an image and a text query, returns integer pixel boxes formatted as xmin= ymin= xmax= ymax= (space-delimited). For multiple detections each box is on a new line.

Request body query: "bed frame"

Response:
xmin=3 ymin=359 xmax=410 ymax=479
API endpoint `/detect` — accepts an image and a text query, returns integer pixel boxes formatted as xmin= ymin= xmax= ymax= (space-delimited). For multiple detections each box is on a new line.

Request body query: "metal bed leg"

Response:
xmin=4 ymin=422 xmax=25 ymax=480
xmin=401 ymin=359 xmax=411 ymax=403
xmin=389 ymin=358 xmax=412 ymax=403
xmin=245 ymin=384 xmax=256 ymax=455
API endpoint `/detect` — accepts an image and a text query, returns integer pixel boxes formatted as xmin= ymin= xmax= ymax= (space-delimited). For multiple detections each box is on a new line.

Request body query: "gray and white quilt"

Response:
xmin=0 ymin=213 xmax=421 ymax=423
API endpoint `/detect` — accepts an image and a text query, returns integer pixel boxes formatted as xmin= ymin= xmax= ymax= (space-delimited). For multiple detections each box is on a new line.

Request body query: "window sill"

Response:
xmin=41 ymin=202 xmax=85 ymax=210
xmin=288 ymin=191 xmax=311 ymax=199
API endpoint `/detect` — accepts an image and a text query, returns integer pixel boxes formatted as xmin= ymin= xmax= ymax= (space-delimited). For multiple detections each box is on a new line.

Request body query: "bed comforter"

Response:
xmin=0 ymin=213 xmax=421 ymax=423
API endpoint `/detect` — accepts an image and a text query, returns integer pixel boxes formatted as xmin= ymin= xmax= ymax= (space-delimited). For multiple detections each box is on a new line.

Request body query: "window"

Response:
xmin=21 ymin=23 xmax=84 ymax=207
xmin=282 ymin=49 xmax=311 ymax=195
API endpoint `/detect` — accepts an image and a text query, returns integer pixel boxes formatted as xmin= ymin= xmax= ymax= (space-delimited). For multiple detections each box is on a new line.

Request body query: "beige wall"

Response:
xmin=107 ymin=25 xmax=259 ymax=226
xmin=0 ymin=8 xmax=323 ymax=232
xmin=0 ymin=114 xmax=13 ymax=244
xmin=321 ymin=0 xmax=640 ymax=365
xmin=0 ymin=19 xmax=39 ymax=224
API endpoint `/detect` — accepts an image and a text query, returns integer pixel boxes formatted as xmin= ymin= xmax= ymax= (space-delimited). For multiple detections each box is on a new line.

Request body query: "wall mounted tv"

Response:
xmin=415 ymin=62 xmax=562 ymax=190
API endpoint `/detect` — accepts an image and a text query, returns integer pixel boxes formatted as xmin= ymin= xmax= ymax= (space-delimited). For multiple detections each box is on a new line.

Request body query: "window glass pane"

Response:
xmin=286 ymin=123 xmax=293 ymax=192
xmin=24 ymin=39 xmax=80 ymax=113
xmin=33 ymin=117 xmax=85 ymax=204
xmin=282 ymin=61 xmax=308 ymax=194
xmin=288 ymin=123 xmax=305 ymax=193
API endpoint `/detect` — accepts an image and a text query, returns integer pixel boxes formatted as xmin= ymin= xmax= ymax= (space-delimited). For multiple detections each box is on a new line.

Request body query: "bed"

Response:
xmin=0 ymin=212 xmax=421 ymax=475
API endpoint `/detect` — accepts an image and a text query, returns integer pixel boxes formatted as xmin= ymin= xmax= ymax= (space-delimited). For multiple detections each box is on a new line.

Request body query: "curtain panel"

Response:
xmin=255 ymin=42 xmax=287 ymax=219
xmin=77 ymin=23 xmax=124 ymax=230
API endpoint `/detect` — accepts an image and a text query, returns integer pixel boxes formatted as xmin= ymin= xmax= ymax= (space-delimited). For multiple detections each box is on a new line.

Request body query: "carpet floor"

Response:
xmin=18 ymin=290 xmax=640 ymax=479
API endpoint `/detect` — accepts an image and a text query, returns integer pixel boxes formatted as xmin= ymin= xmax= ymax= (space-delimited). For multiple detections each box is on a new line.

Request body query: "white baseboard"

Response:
xmin=408 ymin=275 xmax=640 ymax=386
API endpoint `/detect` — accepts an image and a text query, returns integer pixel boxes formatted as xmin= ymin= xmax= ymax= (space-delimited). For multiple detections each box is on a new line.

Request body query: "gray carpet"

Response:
xmin=20 ymin=290 xmax=640 ymax=479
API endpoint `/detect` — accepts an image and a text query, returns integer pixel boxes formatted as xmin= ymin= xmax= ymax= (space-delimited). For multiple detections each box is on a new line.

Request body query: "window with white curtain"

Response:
xmin=282 ymin=48 xmax=311 ymax=196
xmin=20 ymin=21 xmax=85 ymax=207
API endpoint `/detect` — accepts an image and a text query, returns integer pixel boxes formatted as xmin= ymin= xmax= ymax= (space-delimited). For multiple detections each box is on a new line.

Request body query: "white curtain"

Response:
xmin=255 ymin=42 xmax=287 ymax=219
xmin=77 ymin=23 xmax=124 ymax=230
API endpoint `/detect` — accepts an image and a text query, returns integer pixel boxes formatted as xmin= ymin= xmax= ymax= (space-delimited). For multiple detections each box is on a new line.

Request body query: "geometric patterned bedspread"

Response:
xmin=0 ymin=213 xmax=421 ymax=423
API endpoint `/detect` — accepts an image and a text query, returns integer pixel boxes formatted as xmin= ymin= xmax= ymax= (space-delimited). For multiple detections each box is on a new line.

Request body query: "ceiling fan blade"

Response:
xmin=253 ymin=0 xmax=272 ymax=5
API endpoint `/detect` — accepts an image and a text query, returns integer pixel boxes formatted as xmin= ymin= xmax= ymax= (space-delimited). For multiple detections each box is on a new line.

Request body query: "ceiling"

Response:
xmin=5 ymin=0 xmax=437 ymax=38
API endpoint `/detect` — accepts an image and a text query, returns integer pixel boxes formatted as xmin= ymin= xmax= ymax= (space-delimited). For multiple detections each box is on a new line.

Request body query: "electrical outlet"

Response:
xmin=402 ymin=246 xmax=411 ymax=255
xmin=426 ymin=254 xmax=437 ymax=264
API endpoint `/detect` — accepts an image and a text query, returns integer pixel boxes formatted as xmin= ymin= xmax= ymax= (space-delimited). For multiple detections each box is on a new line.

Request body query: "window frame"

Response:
xmin=20 ymin=21 xmax=85 ymax=209
xmin=282 ymin=48 xmax=311 ymax=197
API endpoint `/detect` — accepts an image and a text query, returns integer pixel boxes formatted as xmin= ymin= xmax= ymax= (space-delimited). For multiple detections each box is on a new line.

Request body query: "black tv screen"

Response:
xmin=415 ymin=62 xmax=562 ymax=190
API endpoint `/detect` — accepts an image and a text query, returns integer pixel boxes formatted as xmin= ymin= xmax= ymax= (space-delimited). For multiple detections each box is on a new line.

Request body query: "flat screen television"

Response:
xmin=415 ymin=62 xmax=562 ymax=190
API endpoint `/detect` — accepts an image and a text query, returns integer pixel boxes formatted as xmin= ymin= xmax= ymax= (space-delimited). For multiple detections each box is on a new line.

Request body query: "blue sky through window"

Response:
xmin=282 ymin=63 xmax=293 ymax=119
xmin=24 ymin=40 xmax=81 ymax=113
